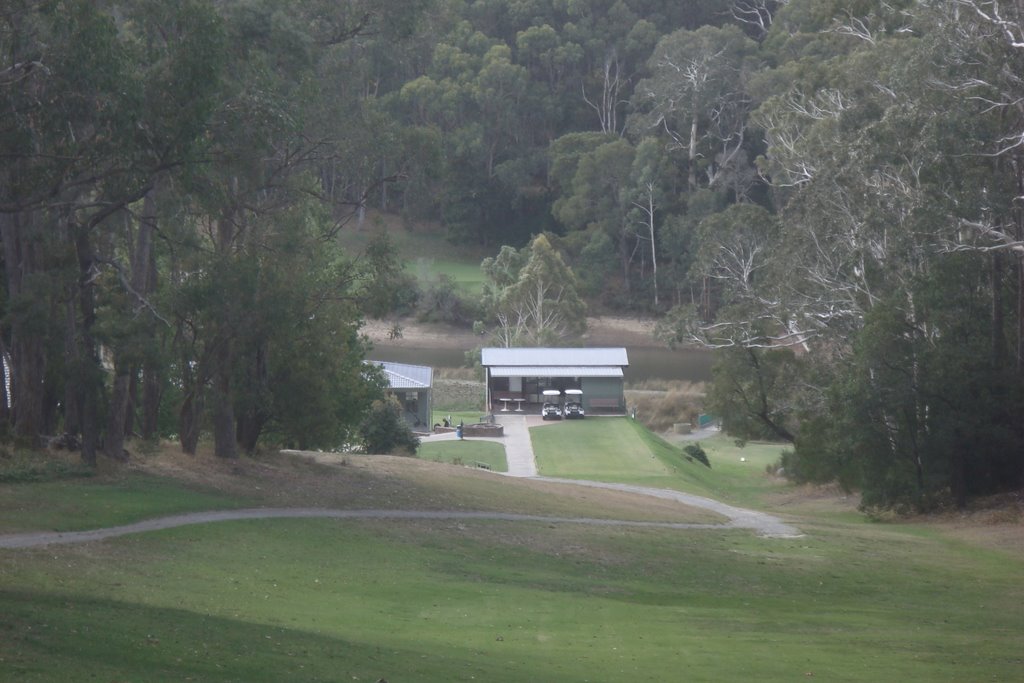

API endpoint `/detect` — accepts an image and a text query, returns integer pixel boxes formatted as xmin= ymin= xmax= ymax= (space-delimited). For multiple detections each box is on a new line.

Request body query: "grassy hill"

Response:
xmin=1 ymin=429 xmax=1022 ymax=682
xmin=337 ymin=211 xmax=491 ymax=296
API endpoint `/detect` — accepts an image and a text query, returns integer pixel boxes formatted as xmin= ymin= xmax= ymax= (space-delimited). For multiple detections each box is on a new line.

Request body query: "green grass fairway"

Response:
xmin=533 ymin=418 xmax=805 ymax=509
xmin=531 ymin=418 xmax=673 ymax=481
xmin=419 ymin=439 xmax=508 ymax=472
xmin=410 ymin=256 xmax=486 ymax=295
xmin=3 ymin=515 xmax=1022 ymax=682
xmin=2 ymin=437 xmax=1023 ymax=681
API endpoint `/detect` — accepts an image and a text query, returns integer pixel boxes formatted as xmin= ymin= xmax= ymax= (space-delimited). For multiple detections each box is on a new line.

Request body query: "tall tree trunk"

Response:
xmin=73 ymin=225 xmax=102 ymax=466
xmin=106 ymin=179 xmax=161 ymax=458
xmin=210 ymin=209 xmax=239 ymax=459
xmin=645 ymin=189 xmax=659 ymax=308
xmin=105 ymin=368 xmax=131 ymax=461
xmin=142 ymin=356 xmax=161 ymax=439
xmin=992 ymin=252 xmax=1006 ymax=366
xmin=126 ymin=372 xmax=138 ymax=437
xmin=63 ymin=298 xmax=81 ymax=437
xmin=236 ymin=341 xmax=269 ymax=454
xmin=179 ymin=392 xmax=202 ymax=454
xmin=178 ymin=341 xmax=203 ymax=455
xmin=0 ymin=336 xmax=10 ymax=426
xmin=1 ymin=212 xmax=47 ymax=444
xmin=211 ymin=341 xmax=237 ymax=459
xmin=141 ymin=238 xmax=161 ymax=439
xmin=689 ymin=115 xmax=699 ymax=192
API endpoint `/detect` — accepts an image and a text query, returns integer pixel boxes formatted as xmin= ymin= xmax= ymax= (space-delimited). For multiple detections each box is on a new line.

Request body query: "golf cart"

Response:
xmin=541 ymin=389 xmax=562 ymax=420
xmin=563 ymin=389 xmax=585 ymax=419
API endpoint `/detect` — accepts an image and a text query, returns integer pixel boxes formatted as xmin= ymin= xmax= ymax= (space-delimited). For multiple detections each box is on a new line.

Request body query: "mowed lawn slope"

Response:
xmin=2 ymin=440 xmax=1023 ymax=682
xmin=531 ymin=418 xmax=673 ymax=481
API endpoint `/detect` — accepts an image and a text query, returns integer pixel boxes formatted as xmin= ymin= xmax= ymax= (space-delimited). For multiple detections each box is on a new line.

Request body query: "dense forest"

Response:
xmin=2 ymin=0 xmax=1022 ymax=511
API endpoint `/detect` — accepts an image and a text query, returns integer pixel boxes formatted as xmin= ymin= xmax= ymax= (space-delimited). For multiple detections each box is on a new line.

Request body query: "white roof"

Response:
xmin=371 ymin=361 xmax=432 ymax=389
xmin=481 ymin=347 xmax=628 ymax=367
xmin=488 ymin=366 xmax=623 ymax=378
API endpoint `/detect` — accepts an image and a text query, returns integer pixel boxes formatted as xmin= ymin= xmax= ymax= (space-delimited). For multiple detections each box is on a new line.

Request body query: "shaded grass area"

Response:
xmin=411 ymin=257 xmax=487 ymax=295
xmin=419 ymin=439 xmax=508 ymax=473
xmin=0 ymin=474 xmax=253 ymax=535
xmin=2 ymin=518 xmax=1022 ymax=682
xmin=0 ymin=449 xmax=95 ymax=483
xmin=335 ymin=216 xmax=489 ymax=296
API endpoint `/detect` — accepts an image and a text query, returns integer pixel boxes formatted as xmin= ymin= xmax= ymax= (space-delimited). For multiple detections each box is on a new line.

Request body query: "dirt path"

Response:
xmin=0 ymin=508 xmax=751 ymax=549
xmin=0 ymin=477 xmax=801 ymax=550
xmin=0 ymin=503 xmax=799 ymax=549
xmin=531 ymin=477 xmax=800 ymax=538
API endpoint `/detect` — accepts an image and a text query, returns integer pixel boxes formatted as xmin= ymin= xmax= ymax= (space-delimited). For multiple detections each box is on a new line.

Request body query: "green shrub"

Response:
xmin=358 ymin=397 xmax=420 ymax=456
xmin=683 ymin=443 xmax=711 ymax=468
xmin=416 ymin=274 xmax=479 ymax=325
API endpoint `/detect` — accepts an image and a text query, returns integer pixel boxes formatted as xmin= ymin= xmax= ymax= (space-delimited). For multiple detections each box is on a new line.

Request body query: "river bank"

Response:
xmin=363 ymin=316 xmax=713 ymax=384
xmin=362 ymin=315 xmax=662 ymax=350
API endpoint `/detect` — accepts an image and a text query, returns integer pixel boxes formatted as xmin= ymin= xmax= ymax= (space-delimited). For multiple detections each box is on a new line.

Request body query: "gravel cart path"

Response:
xmin=1 ymin=417 xmax=801 ymax=549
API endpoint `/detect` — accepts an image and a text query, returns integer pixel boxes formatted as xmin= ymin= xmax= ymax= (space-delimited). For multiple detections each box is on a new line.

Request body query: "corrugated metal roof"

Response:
xmin=371 ymin=361 xmax=432 ymax=389
xmin=481 ymin=347 xmax=629 ymax=367
xmin=488 ymin=366 xmax=623 ymax=378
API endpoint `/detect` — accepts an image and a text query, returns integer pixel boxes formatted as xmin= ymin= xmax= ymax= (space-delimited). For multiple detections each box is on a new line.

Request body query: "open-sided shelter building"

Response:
xmin=480 ymin=347 xmax=628 ymax=414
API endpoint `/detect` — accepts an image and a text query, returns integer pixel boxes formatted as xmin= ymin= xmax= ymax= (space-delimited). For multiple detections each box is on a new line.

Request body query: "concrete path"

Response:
xmin=421 ymin=414 xmax=800 ymax=538
xmin=491 ymin=414 xmax=537 ymax=477
xmin=420 ymin=414 xmax=537 ymax=476
xmin=0 ymin=417 xmax=800 ymax=549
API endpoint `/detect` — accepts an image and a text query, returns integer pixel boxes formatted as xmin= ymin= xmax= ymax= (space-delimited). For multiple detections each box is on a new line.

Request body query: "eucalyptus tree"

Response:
xmin=935 ymin=0 xmax=1024 ymax=369
xmin=98 ymin=0 xmax=226 ymax=461
xmin=627 ymin=138 xmax=666 ymax=307
xmin=551 ymin=136 xmax=638 ymax=288
xmin=629 ymin=24 xmax=760 ymax=193
xmin=1 ymin=0 xmax=432 ymax=463
xmin=478 ymin=234 xmax=586 ymax=346
xmin=0 ymin=2 xmax=121 ymax=452
xmin=730 ymin=0 xmax=789 ymax=38
xmin=0 ymin=1 xmax=225 ymax=464
xmin=674 ymin=0 xmax=1024 ymax=509
xmin=165 ymin=0 xmax=428 ymax=457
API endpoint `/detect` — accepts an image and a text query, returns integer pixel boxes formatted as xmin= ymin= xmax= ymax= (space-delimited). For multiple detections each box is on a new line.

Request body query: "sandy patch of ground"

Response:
xmin=581 ymin=315 xmax=659 ymax=346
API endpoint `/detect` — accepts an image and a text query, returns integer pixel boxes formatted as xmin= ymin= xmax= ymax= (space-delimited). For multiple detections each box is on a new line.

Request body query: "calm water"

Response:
xmin=367 ymin=344 xmax=712 ymax=383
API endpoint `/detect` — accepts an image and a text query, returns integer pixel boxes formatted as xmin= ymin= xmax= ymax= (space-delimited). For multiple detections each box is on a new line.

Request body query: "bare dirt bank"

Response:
xmin=363 ymin=315 xmax=662 ymax=350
